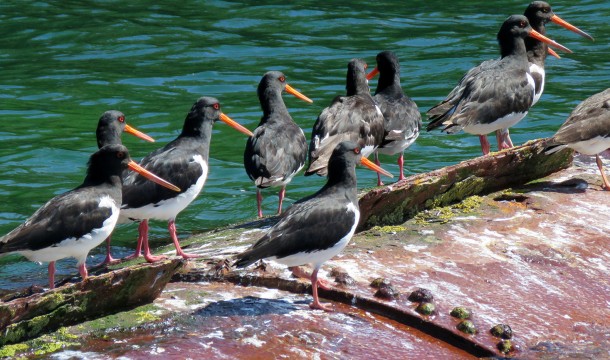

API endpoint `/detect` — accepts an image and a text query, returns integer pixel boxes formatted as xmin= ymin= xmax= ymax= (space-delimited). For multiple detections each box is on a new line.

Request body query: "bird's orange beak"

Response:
xmin=550 ymin=14 xmax=594 ymax=41
xmin=124 ymin=124 xmax=155 ymax=143
xmin=547 ymin=48 xmax=560 ymax=59
xmin=366 ymin=67 xmax=380 ymax=80
xmin=219 ymin=113 xmax=254 ymax=137
xmin=360 ymin=156 xmax=393 ymax=178
xmin=127 ymin=161 xmax=181 ymax=192
xmin=528 ymin=29 xmax=572 ymax=54
xmin=285 ymin=84 xmax=313 ymax=103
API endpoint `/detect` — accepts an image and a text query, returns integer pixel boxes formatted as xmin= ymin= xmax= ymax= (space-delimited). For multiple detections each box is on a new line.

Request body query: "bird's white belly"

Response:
xmin=18 ymin=196 xmax=120 ymax=265
xmin=464 ymin=111 xmax=528 ymax=135
xmin=569 ymin=136 xmax=610 ymax=155
xmin=272 ymin=202 xmax=360 ymax=269
xmin=121 ymin=158 xmax=208 ymax=221
xmin=530 ymin=63 xmax=545 ymax=106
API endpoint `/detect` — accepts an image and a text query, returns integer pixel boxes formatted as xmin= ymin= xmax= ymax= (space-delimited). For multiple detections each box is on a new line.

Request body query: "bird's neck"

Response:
xmin=259 ymin=89 xmax=290 ymax=119
xmin=524 ymin=21 xmax=547 ymax=66
xmin=96 ymin=127 xmax=121 ymax=148
xmin=82 ymin=173 xmax=122 ymax=189
xmin=500 ymin=36 xmax=528 ymax=60
xmin=178 ymin=119 xmax=213 ymax=159
xmin=346 ymin=72 xmax=370 ymax=96
xmin=323 ymin=160 xmax=358 ymax=199
xmin=376 ymin=71 xmax=402 ymax=96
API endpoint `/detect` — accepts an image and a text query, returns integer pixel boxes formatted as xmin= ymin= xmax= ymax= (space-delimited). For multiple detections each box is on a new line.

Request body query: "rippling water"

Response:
xmin=0 ymin=1 xmax=608 ymax=288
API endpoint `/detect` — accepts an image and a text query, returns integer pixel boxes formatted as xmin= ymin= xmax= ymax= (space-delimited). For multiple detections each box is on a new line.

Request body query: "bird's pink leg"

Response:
xmin=139 ymin=220 xmax=167 ymax=263
xmin=277 ymin=186 xmax=286 ymax=215
xmin=289 ymin=266 xmax=332 ymax=290
xmin=596 ymin=154 xmax=610 ymax=190
xmin=309 ymin=268 xmax=332 ymax=311
xmin=99 ymin=236 xmax=119 ymax=265
xmin=78 ymin=263 xmax=88 ymax=281
xmin=169 ymin=219 xmax=200 ymax=259
xmin=504 ymin=129 xmax=514 ymax=148
xmin=398 ymin=152 xmax=405 ymax=181
xmin=257 ymin=189 xmax=263 ymax=218
xmin=124 ymin=221 xmax=146 ymax=260
xmin=375 ymin=152 xmax=384 ymax=186
xmin=48 ymin=261 xmax=56 ymax=289
xmin=479 ymin=135 xmax=491 ymax=155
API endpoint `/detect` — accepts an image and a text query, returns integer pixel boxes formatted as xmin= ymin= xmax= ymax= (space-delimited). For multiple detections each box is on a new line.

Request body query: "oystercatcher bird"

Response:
xmin=244 ymin=71 xmax=313 ymax=218
xmin=96 ymin=110 xmax=156 ymax=264
xmin=305 ymin=58 xmax=385 ymax=176
xmin=234 ymin=141 xmax=392 ymax=311
xmin=120 ymin=97 xmax=253 ymax=262
xmin=366 ymin=51 xmax=421 ymax=185
xmin=0 ymin=144 xmax=180 ymax=289
xmin=426 ymin=15 xmax=572 ymax=155
xmin=545 ymin=89 xmax=610 ymax=189
xmin=496 ymin=1 xmax=595 ymax=147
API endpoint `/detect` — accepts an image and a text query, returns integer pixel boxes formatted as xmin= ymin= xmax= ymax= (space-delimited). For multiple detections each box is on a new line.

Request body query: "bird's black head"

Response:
xmin=86 ymin=144 xmax=132 ymax=183
xmin=258 ymin=71 xmax=287 ymax=96
xmin=181 ymin=96 xmax=222 ymax=136
xmin=96 ymin=110 xmax=127 ymax=148
xmin=499 ymin=15 xmax=533 ymax=40
xmin=182 ymin=96 xmax=253 ymax=138
xmin=346 ymin=58 xmax=370 ymax=96
xmin=376 ymin=50 xmax=400 ymax=76
xmin=524 ymin=1 xmax=553 ymax=27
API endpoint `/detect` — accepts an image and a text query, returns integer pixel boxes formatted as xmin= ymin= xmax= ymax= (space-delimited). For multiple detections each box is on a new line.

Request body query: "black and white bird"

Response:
xmin=0 ymin=144 xmax=179 ymax=289
xmin=244 ymin=71 xmax=313 ymax=218
xmin=366 ymin=51 xmax=421 ymax=185
xmin=95 ymin=110 xmax=156 ymax=264
xmin=305 ymin=58 xmax=385 ymax=176
xmin=545 ymin=89 xmax=610 ymax=189
xmin=426 ymin=15 xmax=572 ymax=155
xmin=120 ymin=97 xmax=253 ymax=262
xmin=234 ymin=141 xmax=392 ymax=311
xmin=497 ymin=1 xmax=594 ymax=147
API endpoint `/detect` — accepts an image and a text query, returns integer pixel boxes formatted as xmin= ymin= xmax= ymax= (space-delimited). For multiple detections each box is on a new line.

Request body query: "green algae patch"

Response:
xmin=370 ymin=225 xmax=407 ymax=234
xmin=77 ymin=303 xmax=164 ymax=333
xmin=0 ymin=343 xmax=29 ymax=358
xmin=0 ymin=326 xmax=81 ymax=358
xmin=414 ymin=195 xmax=484 ymax=225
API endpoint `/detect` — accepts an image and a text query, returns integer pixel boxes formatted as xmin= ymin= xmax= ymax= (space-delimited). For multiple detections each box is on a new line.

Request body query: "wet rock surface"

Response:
xmin=2 ymin=153 xmax=609 ymax=359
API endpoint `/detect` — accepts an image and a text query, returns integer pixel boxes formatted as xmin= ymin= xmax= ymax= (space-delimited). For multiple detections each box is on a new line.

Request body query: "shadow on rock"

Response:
xmin=521 ymin=178 xmax=589 ymax=194
xmin=195 ymin=296 xmax=299 ymax=317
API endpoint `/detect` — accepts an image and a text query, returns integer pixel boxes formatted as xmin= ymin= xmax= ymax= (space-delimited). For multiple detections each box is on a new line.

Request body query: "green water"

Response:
xmin=0 ymin=0 xmax=608 ymax=288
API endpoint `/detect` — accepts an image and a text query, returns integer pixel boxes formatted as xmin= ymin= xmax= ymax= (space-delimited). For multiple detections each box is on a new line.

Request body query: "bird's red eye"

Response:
xmin=364 ymin=64 xmax=368 ymax=70
xmin=118 ymin=116 xmax=125 ymax=123
xmin=279 ymin=76 xmax=285 ymax=82
xmin=213 ymin=103 xmax=220 ymax=110
xmin=520 ymin=21 xmax=526 ymax=27
xmin=117 ymin=151 xmax=125 ymax=159
xmin=354 ymin=147 xmax=361 ymax=154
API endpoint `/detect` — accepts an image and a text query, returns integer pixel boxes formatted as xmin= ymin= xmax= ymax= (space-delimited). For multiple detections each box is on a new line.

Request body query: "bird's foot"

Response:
xmin=99 ymin=254 xmax=121 ymax=266
xmin=309 ymin=300 xmax=333 ymax=312
xmin=144 ymin=253 xmax=168 ymax=263
xmin=176 ymin=250 xmax=201 ymax=259
xmin=123 ymin=252 xmax=142 ymax=261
